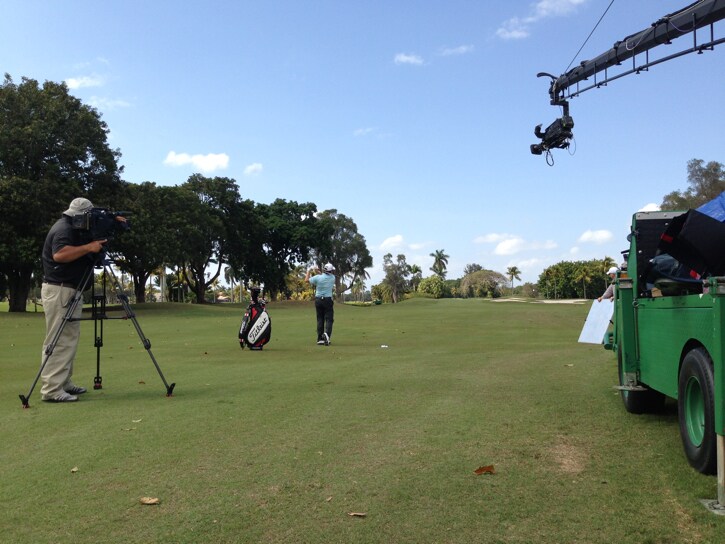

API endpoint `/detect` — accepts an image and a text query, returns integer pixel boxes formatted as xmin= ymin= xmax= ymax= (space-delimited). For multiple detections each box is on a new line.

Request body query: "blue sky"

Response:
xmin=3 ymin=1 xmax=723 ymax=287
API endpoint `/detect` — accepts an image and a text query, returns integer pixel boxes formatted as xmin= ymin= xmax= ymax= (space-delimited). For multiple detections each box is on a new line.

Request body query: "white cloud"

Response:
xmin=496 ymin=0 xmax=588 ymax=40
xmin=394 ymin=53 xmax=424 ymax=65
xmin=380 ymin=235 xmax=404 ymax=251
xmin=163 ymin=151 xmax=229 ymax=173
xmin=244 ymin=162 xmax=263 ymax=176
xmin=495 ymin=237 xmax=557 ymax=256
xmin=533 ymin=0 xmax=588 ymax=19
xmin=409 ymin=242 xmax=427 ymax=251
xmin=87 ymin=96 xmax=130 ymax=111
xmin=494 ymin=237 xmax=526 ymax=255
xmin=353 ymin=127 xmax=375 ymax=137
xmin=475 ymin=232 xmax=556 ymax=255
xmin=639 ymin=202 xmax=661 ymax=212
xmin=473 ymin=233 xmax=513 ymax=244
xmin=577 ymin=229 xmax=613 ymax=244
xmin=496 ymin=18 xmax=529 ymax=40
xmin=516 ymin=257 xmax=545 ymax=269
xmin=439 ymin=45 xmax=474 ymax=56
xmin=65 ymin=75 xmax=105 ymax=89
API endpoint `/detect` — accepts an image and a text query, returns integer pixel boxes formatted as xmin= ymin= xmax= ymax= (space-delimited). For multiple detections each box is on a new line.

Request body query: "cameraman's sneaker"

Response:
xmin=323 ymin=333 xmax=330 ymax=346
xmin=64 ymin=385 xmax=87 ymax=395
xmin=42 ymin=392 xmax=78 ymax=403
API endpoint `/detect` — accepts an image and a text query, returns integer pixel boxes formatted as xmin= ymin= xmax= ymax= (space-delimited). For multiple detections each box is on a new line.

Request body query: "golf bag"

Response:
xmin=238 ymin=287 xmax=271 ymax=350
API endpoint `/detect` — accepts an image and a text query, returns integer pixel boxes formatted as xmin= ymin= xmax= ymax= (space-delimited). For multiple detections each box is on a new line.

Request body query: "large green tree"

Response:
xmin=0 ymin=75 xmax=122 ymax=311
xmin=460 ymin=269 xmax=508 ymax=298
xmin=661 ymin=159 xmax=725 ymax=210
xmin=177 ymin=174 xmax=243 ymax=303
xmin=311 ymin=209 xmax=372 ymax=301
xmin=109 ymin=182 xmax=183 ymax=303
xmin=250 ymin=199 xmax=321 ymax=299
xmin=418 ymin=275 xmax=449 ymax=298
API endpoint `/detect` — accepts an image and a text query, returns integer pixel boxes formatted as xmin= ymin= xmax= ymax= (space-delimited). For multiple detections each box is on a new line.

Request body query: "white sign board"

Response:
xmin=578 ymin=299 xmax=614 ymax=344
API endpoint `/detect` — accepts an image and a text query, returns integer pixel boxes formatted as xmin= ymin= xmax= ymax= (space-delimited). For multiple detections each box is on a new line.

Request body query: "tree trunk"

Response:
xmin=7 ymin=267 xmax=33 ymax=312
xmin=134 ymin=279 xmax=145 ymax=303
xmin=132 ymin=272 xmax=150 ymax=303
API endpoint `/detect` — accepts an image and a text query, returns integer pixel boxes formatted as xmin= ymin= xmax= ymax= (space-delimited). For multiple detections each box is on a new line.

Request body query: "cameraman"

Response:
xmin=39 ymin=198 xmax=121 ymax=402
xmin=305 ymin=263 xmax=335 ymax=346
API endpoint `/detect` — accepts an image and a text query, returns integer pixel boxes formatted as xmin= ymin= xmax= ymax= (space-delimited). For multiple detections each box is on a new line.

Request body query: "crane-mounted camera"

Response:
xmin=530 ymin=72 xmax=574 ymax=157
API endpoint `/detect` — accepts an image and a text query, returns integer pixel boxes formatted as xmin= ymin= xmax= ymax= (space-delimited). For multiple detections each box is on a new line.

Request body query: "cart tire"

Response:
xmin=618 ymin=345 xmax=665 ymax=414
xmin=677 ymin=348 xmax=716 ymax=475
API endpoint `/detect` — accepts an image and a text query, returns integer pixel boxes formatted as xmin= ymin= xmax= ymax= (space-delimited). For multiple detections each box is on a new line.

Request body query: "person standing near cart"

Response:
xmin=598 ymin=266 xmax=619 ymax=302
xmin=39 ymin=198 xmax=107 ymax=402
xmin=305 ymin=263 xmax=336 ymax=345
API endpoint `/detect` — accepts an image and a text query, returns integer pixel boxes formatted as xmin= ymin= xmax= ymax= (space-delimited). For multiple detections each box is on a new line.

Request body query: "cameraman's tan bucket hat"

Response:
xmin=63 ymin=198 xmax=94 ymax=216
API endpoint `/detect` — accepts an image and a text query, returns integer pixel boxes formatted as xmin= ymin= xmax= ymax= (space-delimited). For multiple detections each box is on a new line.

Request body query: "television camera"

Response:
xmin=530 ymin=112 xmax=574 ymax=155
xmin=531 ymin=72 xmax=575 ymax=157
xmin=71 ymin=207 xmax=131 ymax=241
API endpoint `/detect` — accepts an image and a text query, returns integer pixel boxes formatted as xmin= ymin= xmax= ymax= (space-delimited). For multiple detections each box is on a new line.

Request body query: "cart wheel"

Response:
xmin=618 ymin=344 xmax=665 ymax=414
xmin=678 ymin=348 xmax=716 ymax=475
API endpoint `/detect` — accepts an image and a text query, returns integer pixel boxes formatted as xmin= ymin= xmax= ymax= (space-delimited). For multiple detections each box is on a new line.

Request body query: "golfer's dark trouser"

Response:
xmin=315 ymin=297 xmax=334 ymax=339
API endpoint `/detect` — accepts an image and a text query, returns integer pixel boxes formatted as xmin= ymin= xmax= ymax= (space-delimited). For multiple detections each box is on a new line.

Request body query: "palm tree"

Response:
xmin=166 ymin=267 xmax=187 ymax=302
xmin=573 ymin=265 xmax=592 ymax=299
xmin=351 ymin=276 xmax=366 ymax=302
xmin=599 ymin=257 xmax=617 ymax=295
xmin=429 ymin=249 xmax=449 ymax=279
xmin=506 ymin=266 xmax=521 ymax=295
xmin=224 ymin=265 xmax=238 ymax=303
xmin=409 ymin=264 xmax=423 ymax=292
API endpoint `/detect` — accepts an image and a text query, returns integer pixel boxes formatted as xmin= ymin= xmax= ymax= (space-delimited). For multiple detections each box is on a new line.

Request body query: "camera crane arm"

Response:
xmin=550 ymin=0 xmax=725 ymax=102
xmin=531 ymin=0 xmax=725 ymax=161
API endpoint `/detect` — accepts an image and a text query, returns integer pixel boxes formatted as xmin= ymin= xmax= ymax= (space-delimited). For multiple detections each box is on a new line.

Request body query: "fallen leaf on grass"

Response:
xmin=347 ymin=512 xmax=366 ymax=517
xmin=132 ymin=419 xmax=143 ymax=423
xmin=474 ymin=465 xmax=495 ymax=475
xmin=564 ymin=364 xmax=574 ymax=367
xmin=326 ymin=496 xmax=333 ymax=502
xmin=70 ymin=467 xmax=79 ymax=473
xmin=140 ymin=497 xmax=160 ymax=505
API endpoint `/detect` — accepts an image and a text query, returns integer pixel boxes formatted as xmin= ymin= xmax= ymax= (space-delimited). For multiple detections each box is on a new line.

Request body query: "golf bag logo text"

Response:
xmin=247 ymin=311 xmax=270 ymax=344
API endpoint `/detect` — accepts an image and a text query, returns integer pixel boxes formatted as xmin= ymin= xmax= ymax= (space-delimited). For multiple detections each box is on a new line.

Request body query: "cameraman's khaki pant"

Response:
xmin=40 ymin=283 xmax=82 ymax=399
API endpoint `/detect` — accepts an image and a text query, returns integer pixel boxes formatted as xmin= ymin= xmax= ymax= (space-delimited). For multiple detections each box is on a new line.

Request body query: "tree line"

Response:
xmin=0 ymin=75 xmax=371 ymax=312
xmin=3 ymin=75 xmax=721 ymax=309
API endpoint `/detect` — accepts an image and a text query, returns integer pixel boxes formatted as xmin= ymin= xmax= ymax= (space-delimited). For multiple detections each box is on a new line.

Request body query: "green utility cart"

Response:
xmin=608 ymin=210 xmax=725 ymax=512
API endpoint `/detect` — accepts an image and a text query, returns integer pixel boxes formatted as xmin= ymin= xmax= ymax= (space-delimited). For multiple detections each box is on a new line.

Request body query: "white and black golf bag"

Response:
xmin=238 ymin=287 xmax=271 ymax=350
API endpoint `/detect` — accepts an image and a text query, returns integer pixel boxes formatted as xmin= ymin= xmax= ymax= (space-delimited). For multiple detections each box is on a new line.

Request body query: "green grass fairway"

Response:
xmin=1 ymin=299 xmax=723 ymax=543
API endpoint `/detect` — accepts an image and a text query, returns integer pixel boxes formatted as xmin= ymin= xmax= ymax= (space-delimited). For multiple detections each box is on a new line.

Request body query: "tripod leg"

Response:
xmin=104 ymin=265 xmax=176 ymax=397
xmin=92 ymin=275 xmax=106 ymax=389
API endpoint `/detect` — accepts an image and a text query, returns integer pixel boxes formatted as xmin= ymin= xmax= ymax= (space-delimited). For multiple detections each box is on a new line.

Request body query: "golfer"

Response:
xmin=305 ymin=263 xmax=335 ymax=345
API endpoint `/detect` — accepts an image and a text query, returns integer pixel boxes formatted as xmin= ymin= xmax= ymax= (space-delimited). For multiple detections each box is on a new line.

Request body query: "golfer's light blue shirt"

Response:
xmin=310 ymin=273 xmax=335 ymax=297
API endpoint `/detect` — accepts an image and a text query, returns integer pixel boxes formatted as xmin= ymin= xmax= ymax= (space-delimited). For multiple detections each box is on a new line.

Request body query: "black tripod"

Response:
xmin=19 ymin=254 xmax=176 ymax=408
